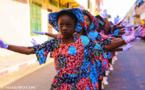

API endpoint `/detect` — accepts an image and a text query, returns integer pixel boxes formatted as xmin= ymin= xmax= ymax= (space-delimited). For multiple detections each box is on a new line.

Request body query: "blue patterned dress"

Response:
xmin=33 ymin=35 xmax=103 ymax=90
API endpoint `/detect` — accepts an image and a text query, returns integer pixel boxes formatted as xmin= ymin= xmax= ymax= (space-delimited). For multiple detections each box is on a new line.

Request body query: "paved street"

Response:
xmin=105 ymin=40 xmax=145 ymax=90
xmin=2 ymin=61 xmax=56 ymax=90
xmin=2 ymin=40 xmax=145 ymax=90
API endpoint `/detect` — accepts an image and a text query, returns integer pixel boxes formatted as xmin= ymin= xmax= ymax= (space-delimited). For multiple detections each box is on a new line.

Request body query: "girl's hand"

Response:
xmin=122 ymin=43 xmax=133 ymax=51
xmin=125 ymin=24 xmax=134 ymax=28
xmin=32 ymin=31 xmax=45 ymax=35
xmin=114 ymin=15 xmax=121 ymax=25
xmin=0 ymin=40 xmax=9 ymax=49
xmin=101 ymin=9 xmax=107 ymax=18
xmin=122 ymin=26 xmax=143 ymax=43
xmin=134 ymin=26 xmax=143 ymax=38
xmin=31 ymin=38 xmax=37 ymax=46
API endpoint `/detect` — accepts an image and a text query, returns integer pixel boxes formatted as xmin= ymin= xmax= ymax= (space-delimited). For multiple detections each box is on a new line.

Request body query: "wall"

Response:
xmin=0 ymin=0 xmax=30 ymax=56
xmin=0 ymin=0 xmax=61 ymax=56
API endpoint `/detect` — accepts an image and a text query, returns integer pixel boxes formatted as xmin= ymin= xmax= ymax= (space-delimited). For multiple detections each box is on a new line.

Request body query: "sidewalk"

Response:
xmin=0 ymin=53 xmax=37 ymax=78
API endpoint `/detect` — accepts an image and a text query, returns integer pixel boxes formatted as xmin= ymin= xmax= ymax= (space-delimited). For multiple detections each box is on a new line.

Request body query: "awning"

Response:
xmin=60 ymin=0 xmax=71 ymax=5
xmin=69 ymin=0 xmax=81 ymax=8
xmin=59 ymin=0 xmax=86 ymax=8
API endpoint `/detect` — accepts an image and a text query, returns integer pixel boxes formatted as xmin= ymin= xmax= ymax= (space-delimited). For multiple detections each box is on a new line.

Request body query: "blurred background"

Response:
xmin=0 ymin=0 xmax=145 ymax=90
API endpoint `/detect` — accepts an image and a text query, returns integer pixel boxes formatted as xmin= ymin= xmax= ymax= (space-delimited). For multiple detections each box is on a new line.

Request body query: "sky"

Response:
xmin=101 ymin=0 xmax=136 ymax=22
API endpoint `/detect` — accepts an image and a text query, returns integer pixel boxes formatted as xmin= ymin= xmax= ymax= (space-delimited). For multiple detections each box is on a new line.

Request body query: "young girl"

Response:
xmin=0 ymin=8 xmax=140 ymax=90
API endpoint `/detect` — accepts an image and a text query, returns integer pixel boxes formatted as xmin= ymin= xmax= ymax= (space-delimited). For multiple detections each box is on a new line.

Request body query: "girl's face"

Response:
xmin=58 ymin=15 xmax=76 ymax=38
xmin=84 ymin=15 xmax=91 ymax=29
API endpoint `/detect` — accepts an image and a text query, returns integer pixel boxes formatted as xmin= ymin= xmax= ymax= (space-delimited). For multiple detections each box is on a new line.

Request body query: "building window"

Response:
xmin=59 ymin=3 xmax=65 ymax=9
xmin=30 ymin=2 xmax=42 ymax=35
xmin=49 ymin=0 xmax=58 ymax=7
xmin=88 ymin=0 xmax=90 ymax=9
xmin=66 ymin=3 xmax=69 ymax=8
xmin=41 ymin=0 xmax=45 ymax=2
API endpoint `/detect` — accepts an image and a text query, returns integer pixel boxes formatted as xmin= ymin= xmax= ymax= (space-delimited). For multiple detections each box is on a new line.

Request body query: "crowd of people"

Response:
xmin=0 ymin=7 xmax=145 ymax=90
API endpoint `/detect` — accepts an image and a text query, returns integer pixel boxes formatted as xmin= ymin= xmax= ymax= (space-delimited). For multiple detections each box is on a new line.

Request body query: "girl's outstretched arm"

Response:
xmin=103 ymin=39 xmax=126 ymax=51
xmin=108 ymin=43 xmax=133 ymax=52
xmin=116 ymin=25 xmax=125 ymax=29
xmin=104 ymin=26 xmax=142 ymax=51
xmin=109 ymin=47 xmax=123 ymax=51
xmin=45 ymin=33 xmax=60 ymax=38
xmin=116 ymin=24 xmax=134 ymax=29
xmin=8 ymin=45 xmax=34 ymax=54
xmin=32 ymin=31 xmax=60 ymax=38
xmin=0 ymin=40 xmax=34 ymax=54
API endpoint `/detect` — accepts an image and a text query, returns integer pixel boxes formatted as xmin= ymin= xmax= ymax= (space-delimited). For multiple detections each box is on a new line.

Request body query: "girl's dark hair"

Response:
xmin=56 ymin=11 xmax=77 ymax=24
xmin=82 ymin=10 xmax=91 ymax=21
xmin=95 ymin=15 xmax=104 ymax=22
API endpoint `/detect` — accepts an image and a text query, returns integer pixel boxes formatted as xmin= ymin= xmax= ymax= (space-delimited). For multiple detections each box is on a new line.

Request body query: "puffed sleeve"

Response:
xmin=80 ymin=35 xmax=103 ymax=80
xmin=98 ymin=38 xmax=112 ymax=49
xmin=111 ymin=29 xmax=119 ymax=36
xmin=80 ymin=35 xmax=103 ymax=58
xmin=32 ymin=38 xmax=56 ymax=65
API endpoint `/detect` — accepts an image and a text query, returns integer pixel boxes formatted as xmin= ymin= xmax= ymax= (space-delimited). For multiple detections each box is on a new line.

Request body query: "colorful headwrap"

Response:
xmin=82 ymin=9 xmax=99 ymax=32
xmin=95 ymin=15 xmax=107 ymax=32
xmin=49 ymin=8 xmax=86 ymax=32
xmin=95 ymin=15 xmax=105 ymax=22
xmin=98 ymin=20 xmax=107 ymax=31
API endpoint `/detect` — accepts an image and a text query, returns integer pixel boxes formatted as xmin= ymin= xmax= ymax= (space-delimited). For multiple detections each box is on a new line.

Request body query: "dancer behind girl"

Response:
xmin=81 ymin=9 xmax=142 ymax=88
xmin=32 ymin=31 xmax=60 ymax=38
xmin=96 ymin=14 xmax=134 ymax=38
